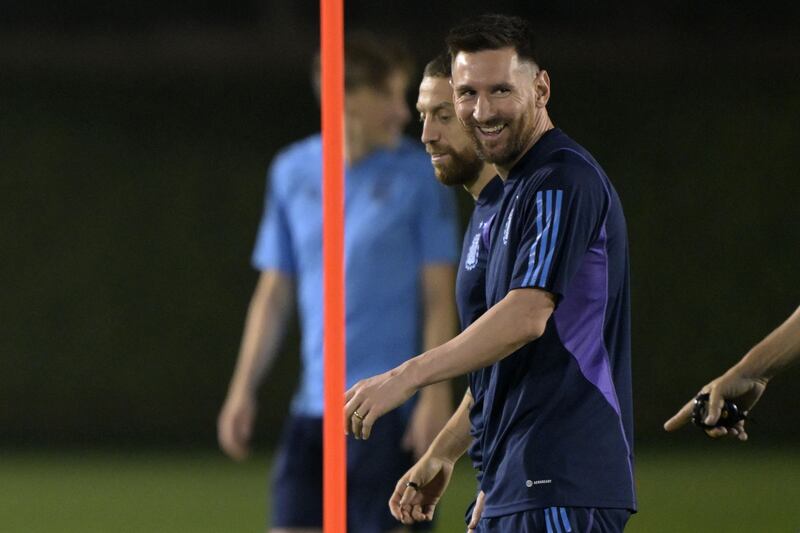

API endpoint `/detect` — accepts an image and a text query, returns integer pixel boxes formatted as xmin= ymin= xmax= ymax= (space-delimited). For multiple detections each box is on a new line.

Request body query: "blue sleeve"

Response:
xmin=509 ymin=168 xmax=608 ymax=299
xmin=414 ymin=172 xmax=460 ymax=265
xmin=251 ymin=159 xmax=296 ymax=274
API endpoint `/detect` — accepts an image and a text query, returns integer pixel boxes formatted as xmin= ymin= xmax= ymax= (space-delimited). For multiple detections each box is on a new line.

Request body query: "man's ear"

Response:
xmin=535 ymin=70 xmax=551 ymax=107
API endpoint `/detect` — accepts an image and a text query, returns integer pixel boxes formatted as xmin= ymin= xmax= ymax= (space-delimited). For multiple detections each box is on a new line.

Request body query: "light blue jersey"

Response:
xmin=252 ymin=134 xmax=459 ymax=416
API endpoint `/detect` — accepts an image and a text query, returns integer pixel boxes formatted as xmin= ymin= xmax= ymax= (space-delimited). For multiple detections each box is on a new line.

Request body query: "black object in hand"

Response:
xmin=691 ymin=393 xmax=746 ymax=429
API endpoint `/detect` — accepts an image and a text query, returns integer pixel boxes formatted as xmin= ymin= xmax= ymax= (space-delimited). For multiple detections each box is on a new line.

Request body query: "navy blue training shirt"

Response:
xmin=454 ymin=176 xmax=503 ymax=482
xmin=479 ymin=128 xmax=636 ymax=517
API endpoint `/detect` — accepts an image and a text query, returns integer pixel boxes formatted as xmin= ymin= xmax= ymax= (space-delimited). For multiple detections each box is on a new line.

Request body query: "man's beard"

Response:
xmin=465 ymin=113 xmax=534 ymax=167
xmin=433 ymin=148 xmax=484 ymax=187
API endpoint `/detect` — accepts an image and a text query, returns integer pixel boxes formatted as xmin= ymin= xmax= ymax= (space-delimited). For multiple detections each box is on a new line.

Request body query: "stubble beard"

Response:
xmin=433 ymin=147 xmax=484 ymax=187
xmin=466 ymin=111 xmax=536 ymax=168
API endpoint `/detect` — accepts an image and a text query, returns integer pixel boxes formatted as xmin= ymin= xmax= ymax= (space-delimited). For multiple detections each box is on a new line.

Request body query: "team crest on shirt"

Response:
xmin=465 ymin=232 xmax=481 ymax=270
xmin=502 ymin=206 xmax=515 ymax=245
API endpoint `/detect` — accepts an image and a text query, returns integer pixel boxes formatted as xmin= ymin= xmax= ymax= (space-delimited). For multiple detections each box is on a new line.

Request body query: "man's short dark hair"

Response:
xmin=423 ymin=52 xmax=452 ymax=79
xmin=312 ymin=31 xmax=414 ymax=98
xmin=445 ymin=14 xmax=539 ymax=66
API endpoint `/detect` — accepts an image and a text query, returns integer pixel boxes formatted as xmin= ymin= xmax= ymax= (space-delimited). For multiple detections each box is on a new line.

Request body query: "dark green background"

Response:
xmin=2 ymin=2 xmax=798 ymax=449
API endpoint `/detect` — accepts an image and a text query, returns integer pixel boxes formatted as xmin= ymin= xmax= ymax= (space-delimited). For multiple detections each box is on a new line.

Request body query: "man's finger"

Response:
xmin=223 ymin=439 xmax=248 ymax=461
xmin=343 ymin=400 xmax=353 ymax=435
xmin=730 ymin=420 xmax=748 ymax=442
xmin=388 ymin=498 xmax=402 ymax=521
xmin=663 ymin=399 xmax=694 ymax=431
xmin=361 ymin=411 xmax=376 ymax=440
xmin=220 ymin=422 xmax=248 ymax=460
xmin=400 ymin=505 xmax=415 ymax=525
xmin=344 ymin=394 xmax=359 ymax=424
xmin=411 ymin=504 xmax=429 ymax=522
xmin=389 ymin=477 xmax=408 ymax=520
xmin=351 ymin=408 xmax=366 ymax=440
xmin=705 ymin=385 xmax=724 ymax=426
xmin=233 ymin=420 xmax=253 ymax=459
xmin=398 ymin=481 xmax=420 ymax=507
xmin=344 ymin=385 xmax=357 ymax=404
xmin=398 ymin=506 xmax=409 ymax=525
xmin=232 ymin=423 xmax=250 ymax=458
xmin=234 ymin=414 xmax=252 ymax=446
xmin=392 ymin=475 xmax=409 ymax=497
xmin=468 ymin=490 xmax=485 ymax=529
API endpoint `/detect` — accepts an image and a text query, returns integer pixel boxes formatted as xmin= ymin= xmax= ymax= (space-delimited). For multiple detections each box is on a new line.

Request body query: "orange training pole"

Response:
xmin=321 ymin=0 xmax=346 ymax=532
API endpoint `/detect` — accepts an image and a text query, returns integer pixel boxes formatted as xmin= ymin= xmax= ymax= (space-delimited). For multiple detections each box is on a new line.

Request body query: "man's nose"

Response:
xmin=421 ymin=117 xmax=438 ymax=144
xmin=473 ymin=95 xmax=494 ymax=124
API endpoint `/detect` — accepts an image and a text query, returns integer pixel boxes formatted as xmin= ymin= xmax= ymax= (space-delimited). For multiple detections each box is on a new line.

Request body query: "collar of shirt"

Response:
xmin=506 ymin=127 xmax=565 ymax=183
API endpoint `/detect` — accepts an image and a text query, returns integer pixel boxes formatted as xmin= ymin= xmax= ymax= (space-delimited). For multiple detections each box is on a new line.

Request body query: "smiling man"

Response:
xmin=346 ymin=15 xmax=636 ymax=532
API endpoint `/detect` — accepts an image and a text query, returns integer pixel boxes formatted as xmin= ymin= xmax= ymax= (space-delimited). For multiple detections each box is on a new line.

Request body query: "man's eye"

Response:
xmin=439 ymin=115 xmax=452 ymax=123
xmin=494 ymin=88 xmax=511 ymax=95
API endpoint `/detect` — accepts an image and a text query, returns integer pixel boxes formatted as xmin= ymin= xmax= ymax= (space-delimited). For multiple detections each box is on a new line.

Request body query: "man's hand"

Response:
xmin=388 ymin=453 xmax=455 ymax=525
xmin=664 ymin=369 xmax=767 ymax=440
xmin=217 ymin=391 xmax=257 ymax=460
xmin=345 ymin=366 xmax=417 ymax=440
xmin=403 ymin=384 xmax=453 ymax=459
xmin=467 ymin=490 xmax=485 ymax=531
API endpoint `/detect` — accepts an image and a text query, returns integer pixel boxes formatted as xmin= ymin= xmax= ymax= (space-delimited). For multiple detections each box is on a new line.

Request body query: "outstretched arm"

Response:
xmin=664 ymin=305 xmax=800 ymax=439
xmin=345 ymin=287 xmax=555 ymax=439
xmin=404 ymin=264 xmax=458 ymax=459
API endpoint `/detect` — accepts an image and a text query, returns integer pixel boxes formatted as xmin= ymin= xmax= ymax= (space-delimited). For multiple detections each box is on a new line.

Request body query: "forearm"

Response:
xmin=417 ymin=380 xmax=453 ymax=409
xmin=421 ymin=300 xmax=457 ymax=352
xmin=732 ymin=306 xmax=800 ymax=381
xmin=427 ymin=389 xmax=474 ymax=463
xmin=403 ymin=288 xmax=554 ymax=389
xmin=418 ymin=264 xmax=458 ymax=407
xmin=227 ymin=272 xmax=293 ymax=396
xmin=417 ymin=300 xmax=456 ymax=408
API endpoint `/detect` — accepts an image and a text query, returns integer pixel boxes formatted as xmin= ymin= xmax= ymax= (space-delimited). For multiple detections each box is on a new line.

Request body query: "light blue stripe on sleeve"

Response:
xmin=545 ymin=508 xmax=554 ymax=533
xmin=550 ymin=507 xmax=563 ymax=533
xmin=522 ymin=190 xmax=544 ymax=286
xmin=535 ymin=189 xmax=563 ymax=286
xmin=524 ymin=190 xmax=550 ymax=285
xmin=559 ymin=507 xmax=572 ymax=532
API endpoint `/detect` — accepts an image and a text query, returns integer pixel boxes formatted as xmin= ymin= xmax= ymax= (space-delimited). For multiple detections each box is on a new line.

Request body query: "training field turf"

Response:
xmin=1 ymin=447 xmax=798 ymax=532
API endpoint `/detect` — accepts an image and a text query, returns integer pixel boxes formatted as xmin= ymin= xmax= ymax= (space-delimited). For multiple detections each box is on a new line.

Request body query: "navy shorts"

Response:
xmin=270 ymin=412 xmax=433 ymax=532
xmin=474 ymin=506 xmax=630 ymax=533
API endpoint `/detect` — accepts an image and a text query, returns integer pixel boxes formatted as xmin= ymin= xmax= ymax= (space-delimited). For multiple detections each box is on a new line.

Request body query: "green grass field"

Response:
xmin=1 ymin=447 xmax=798 ymax=532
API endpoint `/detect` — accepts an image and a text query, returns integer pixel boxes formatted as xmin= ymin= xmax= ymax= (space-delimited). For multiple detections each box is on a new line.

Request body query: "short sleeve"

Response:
xmin=251 ymin=160 xmax=296 ymax=274
xmin=509 ymin=169 xmax=608 ymax=299
xmin=415 ymin=175 xmax=459 ymax=265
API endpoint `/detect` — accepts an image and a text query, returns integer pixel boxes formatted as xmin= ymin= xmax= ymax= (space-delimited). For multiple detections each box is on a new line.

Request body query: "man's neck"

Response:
xmin=345 ymin=137 xmax=370 ymax=166
xmin=496 ymin=115 xmax=555 ymax=180
xmin=465 ymin=164 xmax=499 ymax=201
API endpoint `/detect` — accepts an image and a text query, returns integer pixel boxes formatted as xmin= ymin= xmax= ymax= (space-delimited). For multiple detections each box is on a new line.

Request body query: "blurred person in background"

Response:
xmin=664 ymin=305 xmax=800 ymax=440
xmin=387 ymin=52 xmax=500 ymax=530
xmin=218 ymin=32 xmax=459 ymax=533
